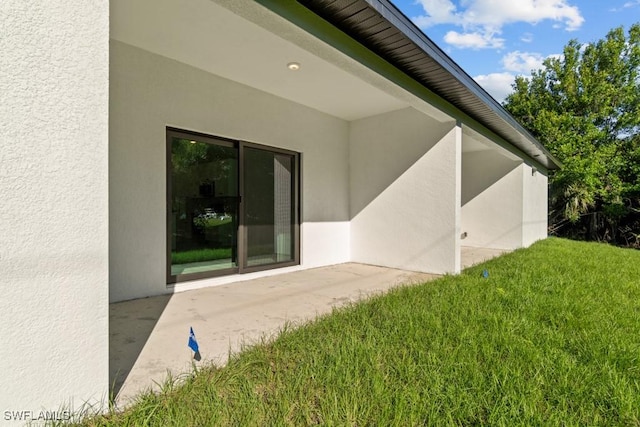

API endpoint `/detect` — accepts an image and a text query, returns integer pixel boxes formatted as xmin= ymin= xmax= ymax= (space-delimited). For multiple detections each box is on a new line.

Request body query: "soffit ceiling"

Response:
xmin=462 ymin=126 xmax=519 ymax=160
xmin=110 ymin=0 xmax=411 ymax=121
xmin=462 ymin=136 xmax=493 ymax=154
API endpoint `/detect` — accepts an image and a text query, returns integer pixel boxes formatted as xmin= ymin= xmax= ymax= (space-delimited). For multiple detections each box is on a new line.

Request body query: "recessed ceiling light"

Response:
xmin=287 ymin=62 xmax=301 ymax=71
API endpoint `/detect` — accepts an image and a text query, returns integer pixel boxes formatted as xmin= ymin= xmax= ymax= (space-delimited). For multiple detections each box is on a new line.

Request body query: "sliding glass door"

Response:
xmin=243 ymin=147 xmax=296 ymax=269
xmin=167 ymin=129 xmax=299 ymax=283
xmin=168 ymin=133 xmax=239 ymax=278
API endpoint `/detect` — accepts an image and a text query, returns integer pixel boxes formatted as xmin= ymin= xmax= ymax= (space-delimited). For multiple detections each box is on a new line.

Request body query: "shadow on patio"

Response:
xmin=109 ymin=263 xmax=439 ymax=405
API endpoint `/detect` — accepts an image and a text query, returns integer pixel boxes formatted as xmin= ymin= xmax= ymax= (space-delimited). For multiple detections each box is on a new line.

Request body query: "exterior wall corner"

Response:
xmin=0 ymin=0 xmax=110 ymax=417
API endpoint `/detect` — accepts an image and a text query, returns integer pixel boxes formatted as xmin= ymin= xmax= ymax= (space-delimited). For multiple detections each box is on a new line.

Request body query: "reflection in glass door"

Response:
xmin=168 ymin=129 xmax=298 ymax=283
xmin=169 ymin=134 xmax=239 ymax=277
xmin=243 ymin=147 xmax=295 ymax=268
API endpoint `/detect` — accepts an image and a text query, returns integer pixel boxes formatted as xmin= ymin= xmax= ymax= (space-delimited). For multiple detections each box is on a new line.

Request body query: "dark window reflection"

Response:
xmin=244 ymin=148 xmax=294 ymax=267
xmin=170 ymin=138 xmax=238 ymax=275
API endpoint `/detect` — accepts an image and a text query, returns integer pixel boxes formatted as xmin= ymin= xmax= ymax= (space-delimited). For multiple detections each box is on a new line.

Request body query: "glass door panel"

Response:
xmin=244 ymin=147 xmax=295 ymax=267
xmin=170 ymin=137 xmax=238 ymax=276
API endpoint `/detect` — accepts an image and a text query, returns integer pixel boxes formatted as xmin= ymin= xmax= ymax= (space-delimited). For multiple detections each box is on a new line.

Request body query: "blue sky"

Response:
xmin=390 ymin=0 xmax=640 ymax=103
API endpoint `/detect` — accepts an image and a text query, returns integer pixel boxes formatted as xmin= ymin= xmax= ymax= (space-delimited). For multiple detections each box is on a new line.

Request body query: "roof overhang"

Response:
xmin=111 ymin=0 xmax=559 ymax=169
xmin=294 ymin=0 xmax=560 ymax=169
xmin=111 ymin=0 xmax=451 ymax=122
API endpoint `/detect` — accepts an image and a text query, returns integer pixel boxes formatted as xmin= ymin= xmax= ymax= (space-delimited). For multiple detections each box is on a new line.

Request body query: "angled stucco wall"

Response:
xmin=0 ymin=0 xmax=109 ymax=420
xmin=110 ymin=41 xmax=351 ymax=302
xmin=349 ymin=108 xmax=461 ymax=274
xmin=461 ymin=144 xmax=549 ymax=250
xmin=522 ymin=163 xmax=549 ymax=246
xmin=461 ymin=150 xmax=524 ymax=249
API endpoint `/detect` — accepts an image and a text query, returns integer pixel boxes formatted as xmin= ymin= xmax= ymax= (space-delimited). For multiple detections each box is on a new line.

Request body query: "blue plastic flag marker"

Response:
xmin=482 ymin=269 xmax=489 ymax=279
xmin=188 ymin=327 xmax=199 ymax=353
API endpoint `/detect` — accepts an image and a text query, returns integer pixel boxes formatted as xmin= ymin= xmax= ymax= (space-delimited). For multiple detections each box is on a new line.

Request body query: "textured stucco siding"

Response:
xmin=0 ymin=0 xmax=109 ymax=419
xmin=349 ymin=108 xmax=461 ymax=274
xmin=522 ymin=163 xmax=549 ymax=246
xmin=461 ymin=147 xmax=549 ymax=250
xmin=461 ymin=150 xmax=524 ymax=250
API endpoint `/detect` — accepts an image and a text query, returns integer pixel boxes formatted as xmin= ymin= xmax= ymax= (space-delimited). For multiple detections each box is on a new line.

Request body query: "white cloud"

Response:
xmin=412 ymin=0 xmax=460 ymax=28
xmin=412 ymin=0 xmax=459 ymax=25
xmin=444 ymin=30 xmax=505 ymax=49
xmin=611 ymin=0 xmax=640 ymax=12
xmin=502 ymin=51 xmax=545 ymax=73
xmin=474 ymin=72 xmax=517 ymax=103
xmin=415 ymin=0 xmax=583 ymax=30
xmin=413 ymin=0 xmax=584 ymax=49
xmin=547 ymin=53 xmax=564 ymax=62
xmin=476 ymin=51 xmax=563 ymax=102
xmin=520 ymin=32 xmax=534 ymax=43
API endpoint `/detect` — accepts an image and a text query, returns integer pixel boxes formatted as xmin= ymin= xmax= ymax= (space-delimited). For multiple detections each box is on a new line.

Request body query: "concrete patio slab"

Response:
xmin=110 ymin=263 xmax=438 ymax=405
xmin=461 ymin=246 xmax=510 ymax=269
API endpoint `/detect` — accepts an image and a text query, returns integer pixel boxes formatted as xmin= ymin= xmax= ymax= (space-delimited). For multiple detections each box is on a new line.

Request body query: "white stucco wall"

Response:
xmin=461 ymin=146 xmax=549 ymax=250
xmin=461 ymin=150 xmax=524 ymax=249
xmin=522 ymin=163 xmax=549 ymax=246
xmin=349 ymin=108 xmax=461 ymax=274
xmin=0 ymin=0 xmax=109 ymax=421
xmin=110 ymin=41 xmax=351 ymax=302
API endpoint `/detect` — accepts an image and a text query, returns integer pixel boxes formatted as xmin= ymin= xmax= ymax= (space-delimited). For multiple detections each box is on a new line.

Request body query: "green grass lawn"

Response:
xmin=171 ymin=247 xmax=232 ymax=264
xmin=79 ymin=238 xmax=640 ymax=426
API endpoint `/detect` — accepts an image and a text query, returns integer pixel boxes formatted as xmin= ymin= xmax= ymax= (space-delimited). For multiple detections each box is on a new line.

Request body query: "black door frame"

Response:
xmin=166 ymin=127 xmax=300 ymax=284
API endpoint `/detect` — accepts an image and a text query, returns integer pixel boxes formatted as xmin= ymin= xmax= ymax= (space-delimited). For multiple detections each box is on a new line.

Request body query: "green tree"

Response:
xmin=504 ymin=23 xmax=640 ymax=246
